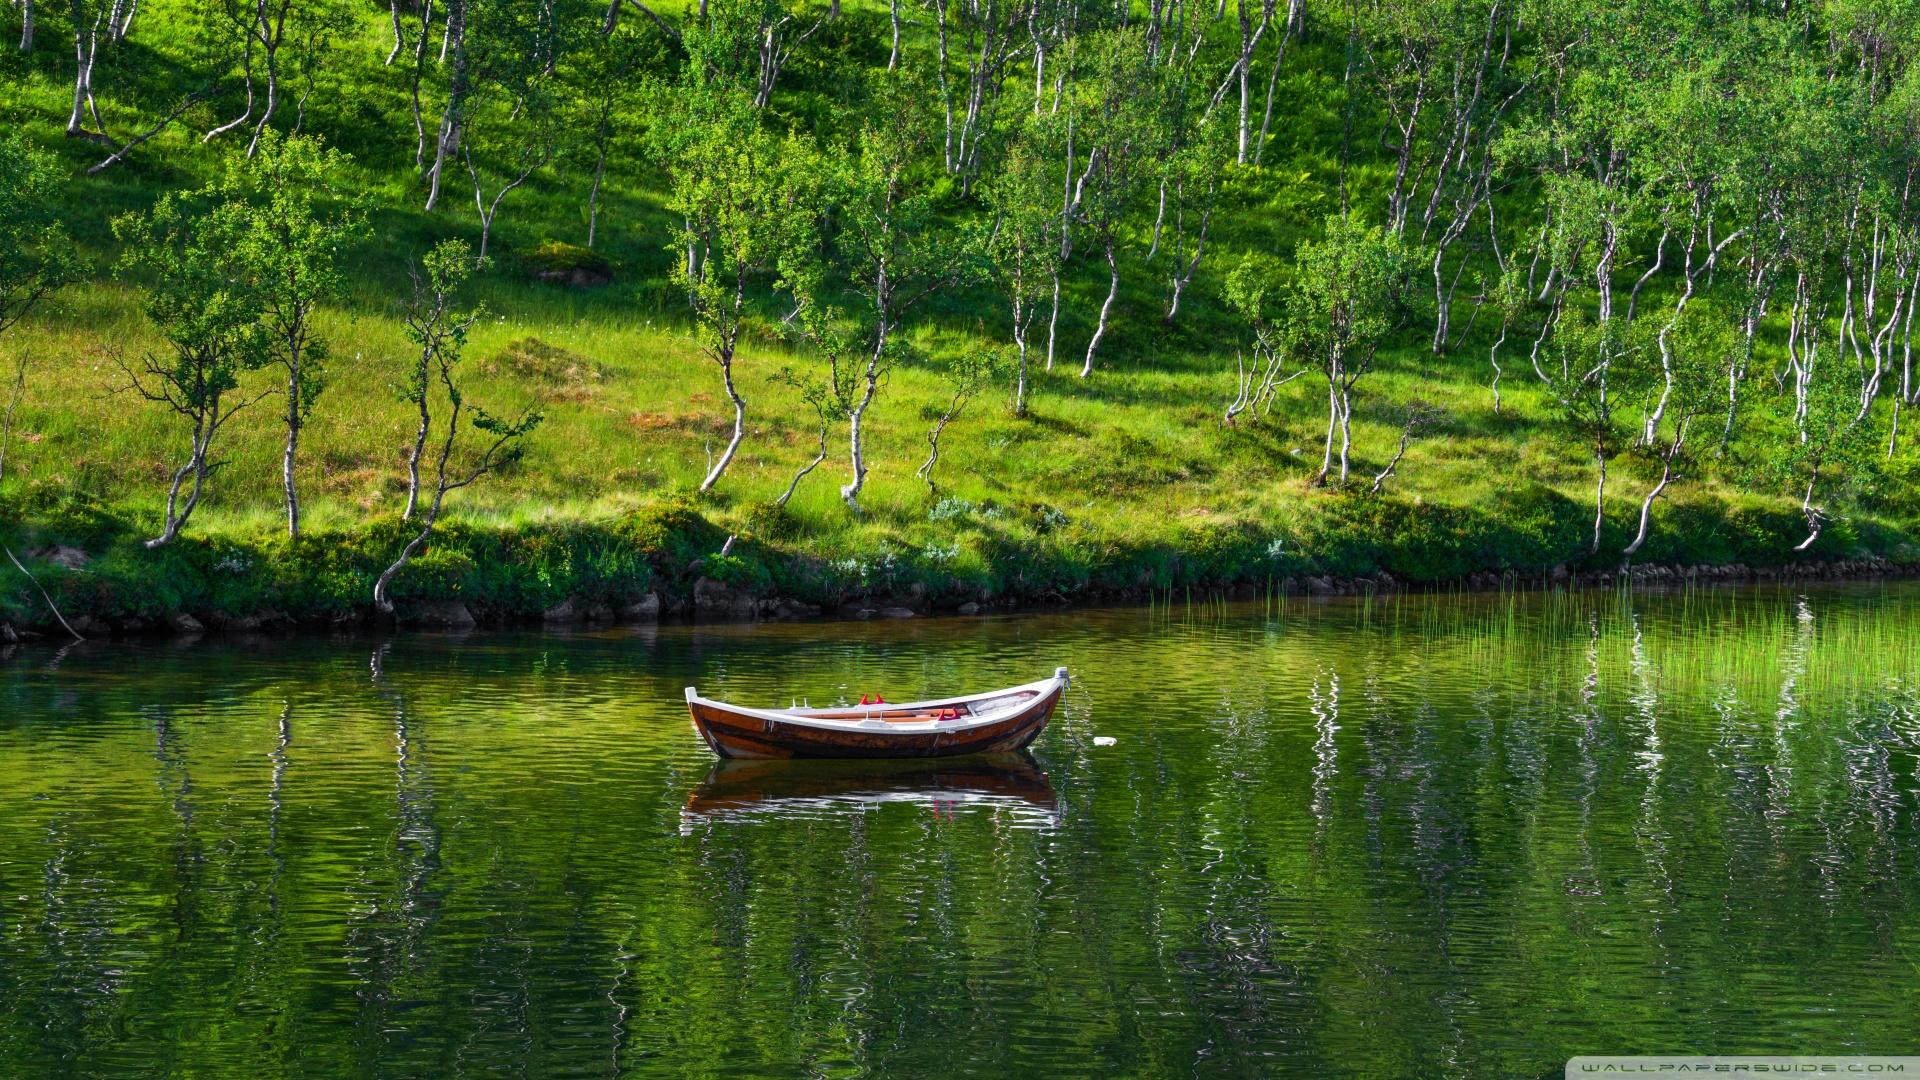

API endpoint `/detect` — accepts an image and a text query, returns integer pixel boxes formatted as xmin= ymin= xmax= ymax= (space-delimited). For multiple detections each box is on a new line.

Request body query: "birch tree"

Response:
xmin=1622 ymin=305 xmax=1731 ymax=556
xmin=1281 ymin=214 xmax=1411 ymax=485
xmin=654 ymin=84 xmax=821 ymax=492
xmin=916 ymin=346 xmax=1004 ymax=496
xmin=222 ymin=132 xmax=365 ymax=540
xmin=1221 ymin=252 xmax=1306 ymax=423
xmin=982 ymin=120 xmax=1061 ymax=416
xmin=0 ymin=137 xmax=80 ymax=343
xmin=821 ymin=67 xmax=977 ymax=512
xmin=397 ymin=240 xmax=483 ymax=519
xmin=1070 ymin=29 xmax=1160 ymax=377
xmin=112 ymin=189 xmax=272 ymax=548
xmin=374 ymin=249 xmax=542 ymax=615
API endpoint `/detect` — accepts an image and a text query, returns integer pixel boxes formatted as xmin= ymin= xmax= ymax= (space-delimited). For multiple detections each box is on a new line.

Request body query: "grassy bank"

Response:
xmin=3 ymin=253 xmax=1920 ymax=632
xmin=4 ymin=472 xmax=1916 ymax=635
xmin=6 ymin=0 xmax=1920 ymax=633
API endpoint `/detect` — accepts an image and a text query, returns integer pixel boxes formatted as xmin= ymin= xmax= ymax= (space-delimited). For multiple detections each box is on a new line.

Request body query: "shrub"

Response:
xmin=742 ymin=500 xmax=800 ymax=539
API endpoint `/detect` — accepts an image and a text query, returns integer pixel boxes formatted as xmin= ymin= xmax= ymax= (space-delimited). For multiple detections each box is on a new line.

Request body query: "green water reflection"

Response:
xmin=2 ymin=585 xmax=1918 ymax=1078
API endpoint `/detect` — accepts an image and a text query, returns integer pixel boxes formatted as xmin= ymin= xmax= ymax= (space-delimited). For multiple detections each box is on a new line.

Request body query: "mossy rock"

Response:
xmin=616 ymin=496 xmax=727 ymax=573
xmin=524 ymin=242 xmax=612 ymax=288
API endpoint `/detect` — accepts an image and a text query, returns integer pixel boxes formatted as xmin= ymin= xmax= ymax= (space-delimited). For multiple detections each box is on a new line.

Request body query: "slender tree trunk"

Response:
xmin=841 ymin=324 xmax=888 ymax=511
xmin=1336 ymin=386 xmax=1352 ymax=481
xmin=1487 ymin=318 xmax=1507 ymax=413
xmin=1623 ymin=456 xmax=1676 ymax=557
xmin=244 ymin=0 xmax=287 ymax=157
xmin=1164 ymin=198 xmax=1211 ymax=324
xmin=698 ymin=340 xmax=747 ymax=492
xmin=1080 ymin=237 xmax=1118 ymax=377
xmin=148 ymin=406 xmax=217 ymax=549
xmin=403 ymin=375 xmax=430 ymax=519
xmin=1589 ymin=449 xmax=1606 ymax=556
xmin=1793 ymin=470 xmax=1821 ymax=551
xmin=1147 ymin=181 xmax=1166 ymax=261
xmin=204 ymin=32 xmax=258 ymax=143
xmin=1236 ymin=31 xmax=1250 ymax=162
xmin=777 ymin=424 xmax=827 ymax=506
xmin=375 ymin=511 xmax=437 ymax=613
xmin=887 ymin=0 xmax=900 ymax=70
xmin=586 ymin=117 xmax=609 ymax=247
xmin=934 ymin=0 xmax=952 ymax=170
xmin=386 ymin=0 xmax=403 ymax=64
xmin=1622 ymin=472 xmax=1667 ymax=559
xmin=67 ymin=14 xmax=98 ymax=136
xmin=425 ymin=0 xmax=466 ymax=211
xmin=918 ymin=413 xmax=953 ymax=494
xmin=1315 ymin=368 xmax=1337 ymax=484
xmin=1011 ymin=285 xmax=1030 ymax=416
xmin=1049 ymin=110 xmax=1072 ymax=371
xmin=1368 ymin=420 xmax=1412 ymax=495
xmin=409 ymin=0 xmax=433 ymax=166
xmin=19 ymin=0 xmax=33 ymax=52
xmin=1252 ymin=8 xmax=1290 ymax=166
xmin=282 ymin=351 xmax=302 ymax=539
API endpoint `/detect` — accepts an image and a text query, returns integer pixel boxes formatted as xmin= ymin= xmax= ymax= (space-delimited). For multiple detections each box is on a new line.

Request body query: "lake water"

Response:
xmin=2 ymin=585 xmax=1919 ymax=1078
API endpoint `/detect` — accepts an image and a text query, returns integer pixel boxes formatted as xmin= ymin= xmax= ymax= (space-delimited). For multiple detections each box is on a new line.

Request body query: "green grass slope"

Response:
xmin=1 ymin=0 xmax=1916 ymax=629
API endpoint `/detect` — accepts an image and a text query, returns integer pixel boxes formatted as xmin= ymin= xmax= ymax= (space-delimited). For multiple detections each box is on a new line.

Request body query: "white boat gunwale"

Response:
xmin=684 ymin=668 xmax=1068 ymax=734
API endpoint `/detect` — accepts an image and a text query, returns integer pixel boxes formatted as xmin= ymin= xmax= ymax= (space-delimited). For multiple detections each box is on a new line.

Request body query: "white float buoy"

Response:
xmin=1093 ymin=736 xmax=1117 ymax=747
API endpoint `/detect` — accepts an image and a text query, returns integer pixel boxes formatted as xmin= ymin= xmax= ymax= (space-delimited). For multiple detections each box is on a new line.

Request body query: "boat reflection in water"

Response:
xmin=681 ymin=753 xmax=1059 ymax=832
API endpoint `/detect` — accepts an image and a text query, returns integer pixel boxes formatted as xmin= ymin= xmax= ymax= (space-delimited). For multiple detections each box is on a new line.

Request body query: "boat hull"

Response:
xmin=687 ymin=681 xmax=1064 ymax=759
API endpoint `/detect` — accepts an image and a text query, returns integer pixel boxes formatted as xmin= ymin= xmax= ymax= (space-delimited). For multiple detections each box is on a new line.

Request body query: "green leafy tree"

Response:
xmin=1533 ymin=309 xmax=1654 ymax=557
xmin=770 ymin=362 xmax=836 ymax=507
xmin=653 ymin=84 xmax=822 ymax=493
xmin=221 ymin=131 xmax=366 ymax=539
xmin=812 ymin=67 xmax=977 ymax=512
xmin=1775 ymin=345 xmax=1880 ymax=553
xmin=398 ymin=240 xmax=485 ymax=519
xmin=981 ymin=123 xmax=1061 ymax=417
xmin=1623 ymin=303 xmax=1735 ymax=556
xmin=1068 ymin=29 xmax=1162 ymax=377
xmin=1221 ymin=252 xmax=1305 ymax=424
xmin=374 ymin=243 xmax=542 ymax=614
xmin=0 ymin=136 xmax=81 ymax=634
xmin=1281 ymin=215 xmax=1413 ymax=485
xmin=113 ymin=189 xmax=273 ymax=548
xmin=0 ymin=136 xmax=81 ymax=342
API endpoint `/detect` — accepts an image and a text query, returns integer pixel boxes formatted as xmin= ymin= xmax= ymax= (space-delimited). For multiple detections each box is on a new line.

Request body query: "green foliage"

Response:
xmin=741 ymin=499 xmax=800 ymax=539
xmin=223 ymin=131 xmax=366 ymax=423
xmin=0 ymin=136 xmax=82 ymax=337
xmin=1281 ymin=215 xmax=1413 ymax=377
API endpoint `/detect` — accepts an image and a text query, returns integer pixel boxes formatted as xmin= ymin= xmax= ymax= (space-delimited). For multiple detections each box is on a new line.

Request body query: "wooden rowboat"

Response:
xmin=684 ymin=668 xmax=1069 ymax=759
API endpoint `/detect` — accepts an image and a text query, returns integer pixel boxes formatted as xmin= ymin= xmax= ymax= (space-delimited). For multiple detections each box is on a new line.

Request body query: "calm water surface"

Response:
xmin=2 ymin=586 xmax=1919 ymax=1078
